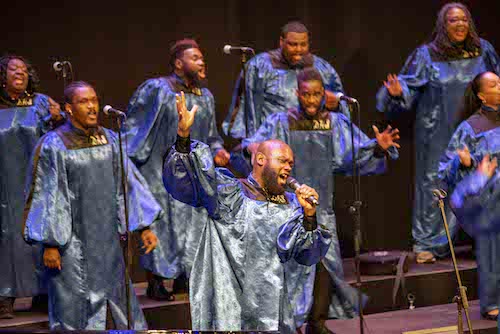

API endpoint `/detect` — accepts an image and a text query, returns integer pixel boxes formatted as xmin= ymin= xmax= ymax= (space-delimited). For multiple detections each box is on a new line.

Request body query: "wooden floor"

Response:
xmin=1 ymin=247 xmax=496 ymax=333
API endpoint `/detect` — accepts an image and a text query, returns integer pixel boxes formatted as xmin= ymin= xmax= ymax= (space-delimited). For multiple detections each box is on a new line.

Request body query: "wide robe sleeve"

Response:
xmin=33 ymin=94 xmax=66 ymax=134
xmin=314 ymin=56 xmax=351 ymax=119
xmin=108 ymin=130 xmax=163 ymax=233
xmin=376 ymin=47 xmax=430 ymax=116
xmin=450 ymin=171 xmax=500 ymax=235
xmin=482 ymin=39 xmax=500 ymax=75
xmin=276 ymin=209 xmax=331 ymax=266
xmin=222 ymin=60 xmax=259 ymax=139
xmin=23 ymin=134 xmax=72 ymax=248
xmin=204 ymin=90 xmax=225 ymax=156
xmin=438 ymin=121 xmax=478 ymax=191
xmin=331 ymin=114 xmax=399 ymax=175
xmin=125 ymin=79 xmax=171 ymax=165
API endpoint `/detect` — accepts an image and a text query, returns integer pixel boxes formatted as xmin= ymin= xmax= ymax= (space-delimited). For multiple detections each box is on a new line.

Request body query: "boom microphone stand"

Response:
xmin=433 ymin=189 xmax=473 ymax=334
xmin=347 ymin=100 xmax=365 ymax=334
xmin=115 ymin=115 xmax=132 ymax=329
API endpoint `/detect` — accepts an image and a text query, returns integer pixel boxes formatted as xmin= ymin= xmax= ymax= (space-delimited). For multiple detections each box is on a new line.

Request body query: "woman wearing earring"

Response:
xmin=0 ymin=55 xmax=63 ymax=318
xmin=376 ymin=2 xmax=500 ymax=264
xmin=439 ymin=71 xmax=500 ymax=320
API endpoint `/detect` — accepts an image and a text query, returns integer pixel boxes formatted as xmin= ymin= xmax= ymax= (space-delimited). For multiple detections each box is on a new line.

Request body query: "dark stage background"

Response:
xmin=4 ymin=0 xmax=500 ymax=260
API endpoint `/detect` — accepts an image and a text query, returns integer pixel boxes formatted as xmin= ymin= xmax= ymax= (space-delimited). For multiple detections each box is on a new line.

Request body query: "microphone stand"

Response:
xmin=433 ymin=189 xmax=473 ymax=334
xmin=228 ymin=50 xmax=255 ymax=138
xmin=115 ymin=115 xmax=132 ymax=329
xmin=347 ymin=100 xmax=365 ymax=334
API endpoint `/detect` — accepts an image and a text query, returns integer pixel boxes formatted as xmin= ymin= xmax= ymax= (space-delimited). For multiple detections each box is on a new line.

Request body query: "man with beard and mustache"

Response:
xmin=236 ymin=68 xmax=401 ymax=334
xmin=161 ymin=90 xmax=331 ymax=334
xmin=23 ymin=81 xmax=162 ymax=330
xmin=223 ymin=20 xmax=350 ymax=148
xmin=124 ymin=39 xmax=230 ymax=300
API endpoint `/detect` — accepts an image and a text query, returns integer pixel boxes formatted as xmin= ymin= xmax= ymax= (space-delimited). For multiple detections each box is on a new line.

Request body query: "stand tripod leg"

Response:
xmin=435 ymin=195 xmax=473 ymax=334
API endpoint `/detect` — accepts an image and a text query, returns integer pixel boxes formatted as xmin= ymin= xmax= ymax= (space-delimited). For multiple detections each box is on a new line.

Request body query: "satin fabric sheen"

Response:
xmin=162 ymin=140 xmax=331 ymax=333
xmin=440 ymin=112 xmax=500 ymax=315
xmin=223 ymin=49 xmax=351 ymax=139
xmin=376 ymin=39 xmax=500 ymax=256
xmin=239 ymin=110 xmax=397 ymax=323
xmin=0 ymin=93 xmax=55 ymax=298
xmin=24 ymin=124 xmax=162 ymax=330
xmin=125 ymin=76 xmax=224 ymax=279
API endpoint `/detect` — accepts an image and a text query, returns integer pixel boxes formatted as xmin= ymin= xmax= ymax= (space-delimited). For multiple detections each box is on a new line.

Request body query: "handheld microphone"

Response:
xmin=223 ymin=45 xmax=255 ymax=55
xmin=103 ymin=105 xmax=126 ymax=118
xmin=286 ymin=177 xmax=319 ymax=206
xmin=335 ymin=92 xmax=358 ymax=104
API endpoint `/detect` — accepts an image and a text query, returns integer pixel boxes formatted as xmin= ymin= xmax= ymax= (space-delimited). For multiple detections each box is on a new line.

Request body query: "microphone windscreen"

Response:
xmin=223 ymin=45 xmax=232 ymax=55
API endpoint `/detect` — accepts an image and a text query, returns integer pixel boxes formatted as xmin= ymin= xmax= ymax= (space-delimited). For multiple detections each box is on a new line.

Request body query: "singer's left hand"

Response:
xmin=214 ymin=149 xmax=230 ymax=167
xmin=373 ymin=125 xmax=401 ymax=151
xmin=141 ymin=229 xmax=158 ymax=254
xmin=48 ymin=97 xmax=63 ymax=121
xmin=324 ymin=90 xmax=340 ymax=110
xmin=295 ymin=184 xmax=319 ymax=216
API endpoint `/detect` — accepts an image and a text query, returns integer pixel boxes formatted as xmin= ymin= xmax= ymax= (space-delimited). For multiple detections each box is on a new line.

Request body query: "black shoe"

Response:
xmin=481 ymin=311 xmax=499 ymax=321
xmin=146 ymin=276 xmax=175 ymax=301
xmin=31 ymin=295 xmax=49 ymax=313
xmin=305 ymin=321 xmax=335 ymax=334
xmin=0 ymin=298 xmax=14 ymax=319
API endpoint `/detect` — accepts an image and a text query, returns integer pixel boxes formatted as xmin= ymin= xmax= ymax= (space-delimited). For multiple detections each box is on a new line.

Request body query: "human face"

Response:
xmin=446 ymin=7 xmax=469 ymax=43
xmin=5 ymin=58 xmax=29 ymax=98
xmin=262 ymin=145 xmax=294 ymax=195
xmin=297 ymin=80 xmax=324 ymax=117
xmin=178 ymin=48 xmax=206 ymax=82
xmin=478 ymin=72 xmax=500 ymax=108
xmin=280 ymin=32 xmax=309 ymax=65
xmin=66 ymin=86 xmax=99 ymax=130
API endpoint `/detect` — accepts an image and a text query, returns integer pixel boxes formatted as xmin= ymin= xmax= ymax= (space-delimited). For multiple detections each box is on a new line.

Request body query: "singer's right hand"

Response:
xmin=383 ymin=74 xmax=403 ymax=97
xmin=43 ymin=247 xmax=61 ymax=270
xmin=176 ymin=91 xmax=198 ymax=137
xmin=296 ymin=184 xmax=319 ymax=216
xmin=457 ymin=145 xmax=472 ymax=167
xmin=478 ymin=154 xmax=497 ymax=179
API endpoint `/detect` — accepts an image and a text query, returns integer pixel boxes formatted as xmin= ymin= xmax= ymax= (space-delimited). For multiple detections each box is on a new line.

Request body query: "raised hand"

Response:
xmin=373 ymin=125 xmax=401 ymax=151
xmin=457 ymin=145 xmax=472 ymax=167
xmin=176 ymin=91 xmax=198 ymax=137
xmin=295 ymin=184 xmax=319 ymax=217
xmin=478 ymin=154 xmax=498 ymax=179
xmin=383 ymin=74 xmax=403 ymax=97
xmin=141 ymin=229 xmax=158 ymax=254
xmin=43 ymin=247 xmax=61 ymax=270
xmin=214 ymin=149 xmax=231 ymax=167
xmin=324 ymin=90 xmax=340 ymax=110
xmin=48 ymin=97 xmax=63 ymax=121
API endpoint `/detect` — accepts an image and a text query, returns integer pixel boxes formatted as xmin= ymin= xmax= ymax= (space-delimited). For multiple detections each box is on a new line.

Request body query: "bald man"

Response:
xmin=161 ymin=92 xmax=331 ymax=333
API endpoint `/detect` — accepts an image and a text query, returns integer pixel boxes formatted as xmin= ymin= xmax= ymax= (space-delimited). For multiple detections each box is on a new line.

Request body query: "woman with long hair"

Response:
xmin=440 ymin=71 xmax=500 ymax=320
xmin=0 ymin=55 xmax=63 ymax=318
xmin=376 ymin=3 xmax=500 ymax=264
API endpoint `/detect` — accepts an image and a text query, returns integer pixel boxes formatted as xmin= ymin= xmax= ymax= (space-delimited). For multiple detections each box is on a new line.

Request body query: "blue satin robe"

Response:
xmin=23 ymin=123 xmax=162 ymax=330
xmin=125 ymin=76 xmax=224 ymax=279
xmin=239 ymin=110 xmax=397 ymax=322
xmin=440 ymin=113 xmax=500 ymax=315
xmin=0 ymin=93 xmax=59 ymax=298
xmin=376 ymin=39 xmax=500 ymax=256
xmin=223 ymin=50 xmax=350 ymax=139
xmin=162 ymin=139 xmax=331 ymax=334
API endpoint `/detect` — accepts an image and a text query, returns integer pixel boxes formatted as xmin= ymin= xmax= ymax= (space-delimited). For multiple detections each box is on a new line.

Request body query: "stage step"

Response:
xmin=0 ymin=248 xmax=479 ymax=331
xmin=324 ymin=300 xmax=496 ymax=334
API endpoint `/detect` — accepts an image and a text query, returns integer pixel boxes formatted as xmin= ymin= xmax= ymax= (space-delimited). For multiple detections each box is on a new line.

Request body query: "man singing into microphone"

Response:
xmin=23 ymin=81 xmax=161 ymax=330
xmin=163 ymin=90 xmax=331 ymax=334
xmin=124 ymin=39 xmax=230 ymax=300
xmin=237 ymin=68 xmax=401 ymax=333
xmin=223 ymin=20 xmax=350 ymax=142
